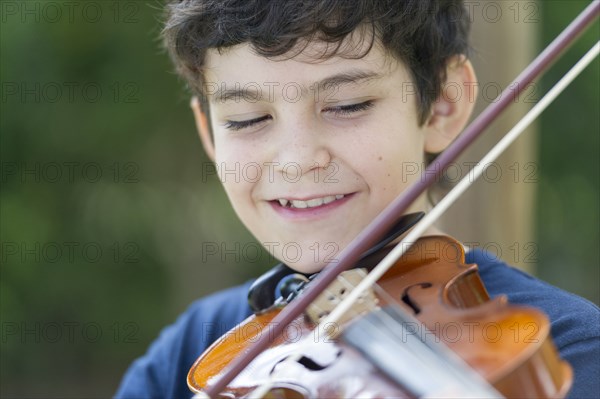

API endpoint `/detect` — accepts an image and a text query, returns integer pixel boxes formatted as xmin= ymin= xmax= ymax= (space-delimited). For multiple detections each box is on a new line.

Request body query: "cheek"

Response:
xmin=354 ymin=134 xmax=425 ymax=201
xmin=214 ymin=143 xmax=255 ymax=203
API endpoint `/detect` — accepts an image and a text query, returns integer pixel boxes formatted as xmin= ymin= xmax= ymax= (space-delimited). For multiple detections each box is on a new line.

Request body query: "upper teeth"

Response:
xmin=278 ymin=194 xmax=344 ymax=208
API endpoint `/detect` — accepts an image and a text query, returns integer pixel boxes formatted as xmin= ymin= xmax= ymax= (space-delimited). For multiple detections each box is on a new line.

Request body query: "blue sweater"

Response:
xmin=115 ymin=249 xmax=600 ymax=398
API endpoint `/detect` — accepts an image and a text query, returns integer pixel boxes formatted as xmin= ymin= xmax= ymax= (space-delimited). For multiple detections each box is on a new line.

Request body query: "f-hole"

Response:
xmin=270 ymin=351 xmax=342 ymax=375
xmin=401 ymin=282 xmax=433 ymax=315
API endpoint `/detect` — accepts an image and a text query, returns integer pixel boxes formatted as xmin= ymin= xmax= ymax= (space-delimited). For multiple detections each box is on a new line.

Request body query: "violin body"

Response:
xmin=188 ymin=236 xmax=572 ymax=398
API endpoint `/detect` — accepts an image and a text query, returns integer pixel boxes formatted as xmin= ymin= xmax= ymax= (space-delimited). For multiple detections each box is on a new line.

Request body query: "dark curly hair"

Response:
xmin=162 ymin=0 xmax=470 ymax=125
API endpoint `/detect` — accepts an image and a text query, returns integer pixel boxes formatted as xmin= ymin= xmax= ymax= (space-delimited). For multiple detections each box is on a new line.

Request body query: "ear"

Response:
xmin=191 ymin=96 xmax=215 ymax=162
xmin=424 ymin=57 xmax=478 ymax=153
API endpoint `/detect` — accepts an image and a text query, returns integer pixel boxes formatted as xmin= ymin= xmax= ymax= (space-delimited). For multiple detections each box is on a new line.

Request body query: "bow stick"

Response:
xmin=242 ymin=38 xmax=599 ymax=399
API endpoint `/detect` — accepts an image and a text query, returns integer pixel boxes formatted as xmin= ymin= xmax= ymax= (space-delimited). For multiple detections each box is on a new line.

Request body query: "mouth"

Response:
xmin=275 ymin=194 xmax=346 ymax=209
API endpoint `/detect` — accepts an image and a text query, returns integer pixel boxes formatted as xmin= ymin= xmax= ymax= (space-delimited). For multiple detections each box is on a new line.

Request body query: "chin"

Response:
xmin=286 ymin=261 xmax=327 ymax=276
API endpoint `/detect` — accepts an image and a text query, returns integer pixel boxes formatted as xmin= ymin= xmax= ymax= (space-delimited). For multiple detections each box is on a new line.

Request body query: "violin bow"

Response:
xmin=246 ymin=36 xmax=600 ymax=399
xmin=202 ymin=2 xmax=600 ymax=397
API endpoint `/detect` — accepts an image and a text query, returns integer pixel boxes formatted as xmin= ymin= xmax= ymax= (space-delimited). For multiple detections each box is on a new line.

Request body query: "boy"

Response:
xmin=116 ymin=0 xmax=599 ymax=397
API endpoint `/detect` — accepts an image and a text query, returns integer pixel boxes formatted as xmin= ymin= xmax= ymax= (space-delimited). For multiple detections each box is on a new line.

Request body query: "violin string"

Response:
xmin=246 ymin=274 xmax=366 ymax=398
xmin=315 ymin=40 xmax=600 ymax=340
xmin=242 ymin=40 xmax=599 ymax=399
xmin=356 ymin=308 xmax=501 ymax=397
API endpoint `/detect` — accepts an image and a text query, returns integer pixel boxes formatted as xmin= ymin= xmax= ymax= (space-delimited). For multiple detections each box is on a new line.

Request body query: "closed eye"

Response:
xmin=223 ymin=114 xmax=271 ymax=131
xmin=222 ymin=100 xmax=373 ymax=131
xmin=324 ymin=100 xmax=375 ymax=117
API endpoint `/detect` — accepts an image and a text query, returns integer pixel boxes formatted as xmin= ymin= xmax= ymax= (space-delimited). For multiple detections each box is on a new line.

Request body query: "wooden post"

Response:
xmin=438 ymin=1 xmax=539 ymax=271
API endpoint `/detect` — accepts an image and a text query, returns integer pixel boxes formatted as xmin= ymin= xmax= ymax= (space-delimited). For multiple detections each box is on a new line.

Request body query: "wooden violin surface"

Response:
xmin=188 ymin=236 xmax=572 ymax=398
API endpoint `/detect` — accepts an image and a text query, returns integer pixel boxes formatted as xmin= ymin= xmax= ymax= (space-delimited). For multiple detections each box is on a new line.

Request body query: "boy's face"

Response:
xmin=201 ymin=41 xmax=442 ymax=273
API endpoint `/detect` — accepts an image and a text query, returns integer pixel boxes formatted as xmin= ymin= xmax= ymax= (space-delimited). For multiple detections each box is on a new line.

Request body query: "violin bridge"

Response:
xmin=305 ymin=268 xmax=379 ymax=334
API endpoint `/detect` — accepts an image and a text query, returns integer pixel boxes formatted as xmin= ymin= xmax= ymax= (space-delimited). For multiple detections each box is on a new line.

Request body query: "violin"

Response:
xmin=187 ymin=2 xmax=599 ymax=398
xmin=188 ymin=232 xmax=572 ymax=398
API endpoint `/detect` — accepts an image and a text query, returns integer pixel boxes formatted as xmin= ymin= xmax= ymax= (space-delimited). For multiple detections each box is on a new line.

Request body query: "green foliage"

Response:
xmin=537 ymin=0 xmax=599 ymax=305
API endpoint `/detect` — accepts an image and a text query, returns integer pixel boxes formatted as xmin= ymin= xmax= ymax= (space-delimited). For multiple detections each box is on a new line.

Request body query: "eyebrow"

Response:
xmin=210 ymin=69 xmax=382 ymax=104
xmin=316 ymin=69 xmax=382 ymax=92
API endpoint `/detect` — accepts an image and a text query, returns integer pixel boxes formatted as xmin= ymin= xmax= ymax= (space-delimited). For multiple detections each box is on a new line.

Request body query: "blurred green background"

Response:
xmin=1 ymin=1 xmax=597 ymax=397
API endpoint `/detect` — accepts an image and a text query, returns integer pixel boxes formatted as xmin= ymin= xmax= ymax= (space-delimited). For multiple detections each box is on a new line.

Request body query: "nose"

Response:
xmin=273 ymin=115 xmax=332 ymax=180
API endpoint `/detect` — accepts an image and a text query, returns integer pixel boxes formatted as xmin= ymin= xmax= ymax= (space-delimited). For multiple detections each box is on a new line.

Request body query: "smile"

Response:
xmin=277 ymin=194 xmax=345 ymax=209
